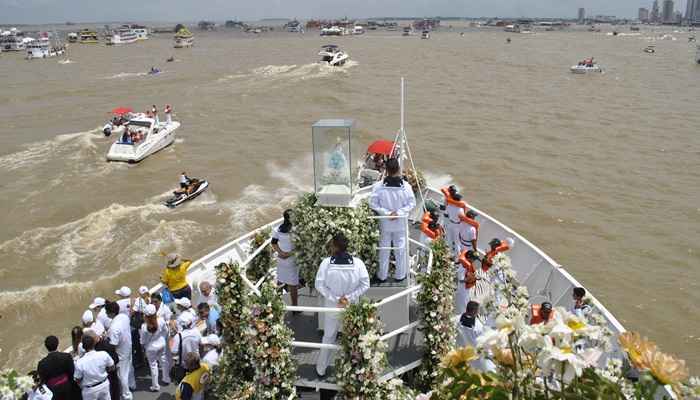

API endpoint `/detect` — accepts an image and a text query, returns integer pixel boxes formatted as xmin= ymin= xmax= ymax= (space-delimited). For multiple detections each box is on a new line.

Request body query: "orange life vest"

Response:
xmin=529 ymin=304 xmax=555 ymax=325
xmin=420 ymin=212 xmax=443 ymax=240
xmin=482 ymin=242 xmax=510 ymax=272
xmin=440 ymin=186 xmax=469 ymax=210
xmin=421 ymin=212 xmax=432 ymax=224
xmin=458 ymin=251 xmax=477 ymax=289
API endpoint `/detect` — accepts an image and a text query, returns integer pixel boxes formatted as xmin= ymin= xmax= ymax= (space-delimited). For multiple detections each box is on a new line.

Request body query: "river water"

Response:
xmin=0 ymin=24 xmax=698 ymax=373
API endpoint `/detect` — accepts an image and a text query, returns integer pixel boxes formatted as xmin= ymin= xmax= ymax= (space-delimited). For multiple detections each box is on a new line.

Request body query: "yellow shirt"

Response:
xmin=175 ymin=363 xmax=210 ymax=400
xmin=161 ymin=260 xmax=192 ymax=292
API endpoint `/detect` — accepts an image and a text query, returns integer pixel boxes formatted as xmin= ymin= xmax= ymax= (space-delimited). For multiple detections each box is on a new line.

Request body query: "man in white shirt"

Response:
xmin=82 ymin=310 xmax=105 ymax=338
xmin=194 ymin=281 xmax=218 ymax=311
xmin=170 ymin=313 xmax=202 ymax=370
xmin=456 ymin=301 xmax=496 ymax=372
xmin=151 ymin=293 xmax=173 ymax=322
xmin=369 ymin=158 xmax=416 ymax=283
xmin=114 ymin=287 xmax=132 ymax=315
xmin=74 ymin=335 xmax=115 ymax=400
xmin=105 ymin=302 xmax=134 ymax=400
xmin=200 ymin=334 xmax=220 ymax=368
xmin=314 ymin=232 xmax=370 ymax=377
xmin=457 ymin=210 xmax=478 ymax=255
xmin=174 ymin=297 xmax=196 ymax=323
xmin=89 ymin=297 xmax=112 ymax=330
xmin=132 ymin=286 xmax=150 ymax=314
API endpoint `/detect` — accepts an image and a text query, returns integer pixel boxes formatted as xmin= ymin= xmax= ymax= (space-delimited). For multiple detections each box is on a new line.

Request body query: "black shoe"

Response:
xmin=292 ymin=311 xmax=302 ymax=316
xmin=371 ymin=276 xmax=387 ymax=285
xmin=394 ymin=276 xmax=406 ymax=283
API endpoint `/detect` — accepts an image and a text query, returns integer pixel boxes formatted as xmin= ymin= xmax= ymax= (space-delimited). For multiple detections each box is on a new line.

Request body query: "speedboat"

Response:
xmin=174 ymin=28 xmax=194 ymax=48
xmin=357 ymin=139 xmax=396 ymax=188
xmin=164 ymin=179 xmax=209 ymax=208
xmin=421 ymin=30 xmax=430 ymax=39
xmin=106 ymin=115 xmax=179 ymax=163
xmin=166 ymin=56 xmax=175 ymax=62
xmin=148 ymin=67 xmax=161 ymax=75
xmin=318 ymin=45 xmax=349 ymax=66
xmin=352 ymin=25 xmax=365 ymax=35
xmin=570 ymin=58 xmax=603 ymax=74
xmin=644 ymin=45 xmax=655 ymax=54
xmin=320 ymin=26 xmax=343 ymax=36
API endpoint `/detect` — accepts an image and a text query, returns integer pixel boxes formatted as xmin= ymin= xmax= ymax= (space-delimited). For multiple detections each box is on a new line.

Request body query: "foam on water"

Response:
xmin=0 ymin=128 xmax=102 ymax=171
xmin=423 ymin=171 xmax=454 ymax=189
xmin=103 ymin=71 xmax=148 ymax=79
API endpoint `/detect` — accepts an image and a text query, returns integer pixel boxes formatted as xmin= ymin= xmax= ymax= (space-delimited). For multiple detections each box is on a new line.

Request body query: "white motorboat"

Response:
xmin=1 ymin=28 xmax=25 ymax=51
xmin=421 ymin=30 xmax=430 ymax=39
xmin=107 ymin=26 xmax=138 ymax=45
xmin=131 ymin=26 xmax=149 ymax=40
xmin=103 ymin=107 xmax=143 ymax=136
xmin=570 ymin=58 xmax=603 ymax=74
xmin=402 ymin=26 xmax=413 ymax=36
xmin=504 ymin=24 xmax=521 ymax=33
xmin=644 ymin=45 xmax=655 ymax=54
xmin=106 ymin=115 xmax=179 ymax=163
xmin=352 ymin=25 xmax=365 ymax=35
xmin=318 ymin=44 xmax=349 ymax=66
xmin=174 ymin=27 xmax=194 ymax=48
xmin=320 ymin=26 xmax=343 ymax=36
xmin=25 ymin=34 xmax=65 ymax=59
xmin=67 ymin=32 xmax=78 ymax=43
xmin=164 ymin=179 xmax=209 ymax=208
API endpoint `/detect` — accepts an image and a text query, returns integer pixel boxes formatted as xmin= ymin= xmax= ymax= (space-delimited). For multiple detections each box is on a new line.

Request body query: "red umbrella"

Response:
xmin=111 ymin=107 xmax=133 ymax=116
xmin=366 ymin=140 xmax=396 ymax=156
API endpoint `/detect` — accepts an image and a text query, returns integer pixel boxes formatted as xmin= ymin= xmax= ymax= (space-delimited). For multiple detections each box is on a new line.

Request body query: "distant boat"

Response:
xmin=318 ymin=44 xmax=349 ymax=66
xmin=570 ymin=58 xmax=603 ymax=74
xmin=644 ymin=45 xmax=655 ymax=54
xmin=421 ymin=30 xmax=430 ymax=39
xmin=79 ymin=29 xmax=99 ymax=44
xmin=67 ymin=32 xmax=78 ymax=43
xmin=26 ymin=33 xmax=66 ymax=59
xmin=174 ymin=27 xmax=194 ymax=48
xmin=1 ymin=28 xmax=25 ymax=51
xmin=106 ymin=26 xmax=138 ymax=45
xmin=696 ymin=45 xmax=700 ymax=64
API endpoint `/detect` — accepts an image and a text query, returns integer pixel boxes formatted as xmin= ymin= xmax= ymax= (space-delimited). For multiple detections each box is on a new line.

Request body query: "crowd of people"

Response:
xmin=31 ymin=253 xmax=221 ymax=400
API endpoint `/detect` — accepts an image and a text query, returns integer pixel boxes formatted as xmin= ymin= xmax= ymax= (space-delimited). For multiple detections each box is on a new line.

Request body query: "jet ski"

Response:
xmin=166 ymin=56 xmax=174 ymax=62
xmin=165 ymin=179 xmax=209 ymax=208
xmin=148 ymin=67 xmax=161 ymax=75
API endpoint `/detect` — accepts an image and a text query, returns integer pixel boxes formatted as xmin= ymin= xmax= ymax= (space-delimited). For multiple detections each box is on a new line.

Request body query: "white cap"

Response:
xmin=201 ymin=334 xmax=220 ymax=347
xmin=81 ymin=310 xmax=94 ymax=324
xmin=83 ymin=323 xmax=105 ymax=337
xmin=177 ymin=312 xmax=194 ymax=328
xmin=139 ymin=286 xmax=149 ymax=295
xmin=144 ymin=304 xmax=157 ymax=316
xmin=115 ymin=286 xmax=131 ymax=297
xmin=174 ymin=297 xmax=191 ymax=309
xmin=89 ymin=297 xmax=106 ymax=309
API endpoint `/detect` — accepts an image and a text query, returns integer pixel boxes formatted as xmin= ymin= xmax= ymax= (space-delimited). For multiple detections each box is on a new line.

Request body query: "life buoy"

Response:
xmin=482 ymin=242 xmax=510 ymax=272
xmin=440 ymin=186 xmax=469 ymax=209
xmin=529 ymin=304 xmax=555 ymax=325
xmin=458 ymin=250 xmax=477 ymax=289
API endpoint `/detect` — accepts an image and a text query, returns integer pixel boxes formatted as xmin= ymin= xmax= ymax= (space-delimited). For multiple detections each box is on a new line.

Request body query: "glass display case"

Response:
xmin=312 ymin=119 xmax=355 ymax=207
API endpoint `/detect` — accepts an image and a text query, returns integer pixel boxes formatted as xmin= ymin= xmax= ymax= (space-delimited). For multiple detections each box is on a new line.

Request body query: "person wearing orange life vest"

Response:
xmin=530 ymin=302 xmax=555 ymax=325
xmin=440 ymin=185 xmax=469 ymax=258
xmin=419 ymin=211 xmax=443 ymax=246
xmin=457 ymin=209 xmax=479 ymax=255
xmin=481 ymin=238 xmax=512 ymax=272
xmin=456 ymin=250 xmax=480 ymax=314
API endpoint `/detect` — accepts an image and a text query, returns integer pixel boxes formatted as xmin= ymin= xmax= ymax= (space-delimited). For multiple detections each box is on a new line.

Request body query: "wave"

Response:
xmin=58 ymin=59 xmax=74 ymax=64
xmin=225 ymin=61 xmax=359 ymax=85
xmin=103 ymin=71 xmax=149 ymax=79
xmin=423 ymin=171 xmax=454 ymax=189
xmin=0 ymin=128 xmax=102 ymax=171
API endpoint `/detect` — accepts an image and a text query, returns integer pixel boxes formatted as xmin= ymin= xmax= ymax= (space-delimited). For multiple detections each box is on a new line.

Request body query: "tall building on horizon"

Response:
xmin=686 ymin=0 xmax=700 ymax=24
xmin=639 ymin=7 xmax=650 ymax=21
xmin=651 ymin=0 xmax=660 ymax=22
xmin=578 ymin=7 xmax=585 ymax=23
xmin=662 ymin=0 xmax=675 ymax=23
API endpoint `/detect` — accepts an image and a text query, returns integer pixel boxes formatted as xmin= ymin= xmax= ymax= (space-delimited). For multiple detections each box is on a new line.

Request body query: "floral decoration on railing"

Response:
xmin=0 ymin=369 xmax=33 ymax=400
xmin=291 ymin=193 xmax=379 ymax=288
xmin=414 ymin=238 xmax=456 ymax=392
xmin=246 ymin=228 xmax=273 ymax=282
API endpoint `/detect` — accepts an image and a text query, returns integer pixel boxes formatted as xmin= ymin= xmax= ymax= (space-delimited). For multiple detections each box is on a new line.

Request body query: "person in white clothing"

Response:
xmin=89 ymin=297 xmax=112 ymax=330
xmin=82 ymin=310 xmax=106 ymax=338
xmin=271 ymin=209 xmax=299 ymax=307
xmin=74 ymin=335 xmax=115 ymax=400
xmin=114 ymin=287 xmax=132 ymax=315
xmin=200 ymin=334 xmax=220 ymax=368
xmin=179 ymin=172 xmax=190 ymax=189
xmin=164 ymin=105 xmax=172 ymax=124
xmin=105 ymin=302 xmax=134 ymax=400
xmin=140 ymin=305 xmax=171 ymax=392
xmin=27 ymin=373 xmax=53 ymax=400
xmin=314 ymin=232 xmax=370 ymax=376
xmin=442 ymin=185 xmax=468 ymax=257
xmin=194 ymin=281 xmax=218 ymax=311
xmin=174 ymin=297 xmax=196 ymax=323
xmin=456 ymin=301 xmax=496 ymax=372
xmin=369 ymin=158 xmax=416 ymax=282
xmin=133 ymin=286 xmax=150 ymax=314
xmin=170 ymin=313 xmax=202 ymax=369
xmin=457 ymin=210 xmax=478 ymax=255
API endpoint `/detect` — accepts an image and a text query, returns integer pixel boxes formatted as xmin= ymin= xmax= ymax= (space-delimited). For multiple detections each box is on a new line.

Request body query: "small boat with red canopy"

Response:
xmin=103 ymin=106 xmax=143 ymax=136
xmin=357 ymin=139 xmax=397 ymax=187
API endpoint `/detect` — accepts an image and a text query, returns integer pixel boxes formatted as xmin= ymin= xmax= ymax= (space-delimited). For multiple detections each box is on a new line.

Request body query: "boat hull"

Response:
xmin=106 ymin=121 xmax=180 ymax=163
xmin=570 ymin=65 xmax=602 ymax=74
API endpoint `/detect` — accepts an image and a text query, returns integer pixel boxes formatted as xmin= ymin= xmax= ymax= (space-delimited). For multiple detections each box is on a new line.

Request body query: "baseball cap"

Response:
xmin=201 ymin=334 xmax=220 ymax=347
xmin=174 ymin=297 xmax=191 ymax=308
xmin=89 ymin=297 xmax=106 ymax=310
xmin=139 ymin=286 xmax=149 ymax=295
xmin=166 ymin=253 xmax=182 ymax=268
xmin=81 ymin=310 xmax=94 ymax=324
xmin=115 ymin=286 xmax=131 ymax=297
xmin=177 ymin=312 xmax=194 ymax=328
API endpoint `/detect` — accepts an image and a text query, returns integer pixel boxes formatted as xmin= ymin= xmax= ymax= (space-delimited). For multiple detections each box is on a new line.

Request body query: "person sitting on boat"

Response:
xmin=571 ymin=287 xmax=592 ymax=318
xmin=314 ymin=232 xmax=370 ymax=377
xmin=456 ymin=301 xmax=496 ymax=372
xmin=179 ymin=172 xmax=190 ymax=189
xmin=370 ymin=158 xmax=416 ymax=283
xmin=530 ymin=301 xmax=555 ymax=325
xmin=271 ymin=209 xmax=299 ymax=310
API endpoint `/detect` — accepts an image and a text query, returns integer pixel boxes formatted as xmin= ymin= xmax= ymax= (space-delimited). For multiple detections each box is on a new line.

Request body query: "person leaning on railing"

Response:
xmin=161 ymin=253 xmax=194 ymax=300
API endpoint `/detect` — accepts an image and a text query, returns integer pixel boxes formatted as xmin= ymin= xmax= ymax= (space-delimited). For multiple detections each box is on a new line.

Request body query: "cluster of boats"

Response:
xmin=319 ymin=25 xmax=366 ymax=36
xmin=66 ymin=25 xmax=149 ymax=45
xmin=1 ymin=28 xmax=66 ymax=59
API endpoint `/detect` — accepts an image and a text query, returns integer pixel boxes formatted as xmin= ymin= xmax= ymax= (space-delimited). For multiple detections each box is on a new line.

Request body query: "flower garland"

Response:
xmin=212 ymin=262 xmax=255 ymax=398
xmin=335 ymin=298 xmax=388 ymax=399
xmin=0 ymin=369 xmax=33 ymax=400
xmin=246 ymin=228 xmax=273 ymax=282
xmin=290 ymin=192 xmax=379 ymax=288
xmin=246 ymin=277 xmax=297 ymax=400
xmin=414 ymin=238 xmax=456 ymax=392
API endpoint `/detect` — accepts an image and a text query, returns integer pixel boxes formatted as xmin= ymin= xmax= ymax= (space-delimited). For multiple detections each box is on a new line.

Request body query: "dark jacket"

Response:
xmin=37 ymin=352 xmax=75 ymax=400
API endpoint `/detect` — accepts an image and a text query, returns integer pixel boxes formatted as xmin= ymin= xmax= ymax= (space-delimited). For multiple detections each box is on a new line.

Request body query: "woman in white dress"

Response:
xmin=139 ymin=304 xmax=171 ymax=392
xmin=271 ymin=209 xmax=299 ymax=308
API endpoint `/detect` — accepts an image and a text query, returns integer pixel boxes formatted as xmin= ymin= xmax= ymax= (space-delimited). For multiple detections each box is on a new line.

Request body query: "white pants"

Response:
xmin=445 ymin=222 xmax=460 ymax=258
xmin=82 ymin=380 xmax=111 ymax=400
xmin=146 ymin=348 xmax=171 ymax=389
xmin=316 ymin=297 xmax=341 ymax=376
xmin=117 ymin=353 xmax=133 ymax=400
xmin=378 ymin=230 xmax=407 ymax=281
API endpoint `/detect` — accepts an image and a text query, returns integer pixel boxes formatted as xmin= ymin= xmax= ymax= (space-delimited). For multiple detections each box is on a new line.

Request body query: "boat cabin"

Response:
xmin=118 ymin=118 xmax=154 ymax=145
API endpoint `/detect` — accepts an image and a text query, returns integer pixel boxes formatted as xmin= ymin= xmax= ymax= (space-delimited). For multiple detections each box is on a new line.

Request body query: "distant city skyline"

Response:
xmin=0 ymin=0 xmax=694 ymax=25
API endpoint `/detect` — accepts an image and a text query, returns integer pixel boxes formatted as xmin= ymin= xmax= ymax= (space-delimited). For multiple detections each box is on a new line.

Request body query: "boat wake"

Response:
xmin=0 ymin=128 xmax=102 ymax=171
xmin=58 ymin=59 xmax=74 ymax=64
xmin=0 ymin=202 xmax=204 ymax=285
xmin=103 ymin=71 xmax=149 ymax=79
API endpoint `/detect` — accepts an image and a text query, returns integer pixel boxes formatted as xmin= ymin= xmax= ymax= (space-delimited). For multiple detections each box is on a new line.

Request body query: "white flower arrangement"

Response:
xmin=0 ymin=369 xmax=33 ymax=400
